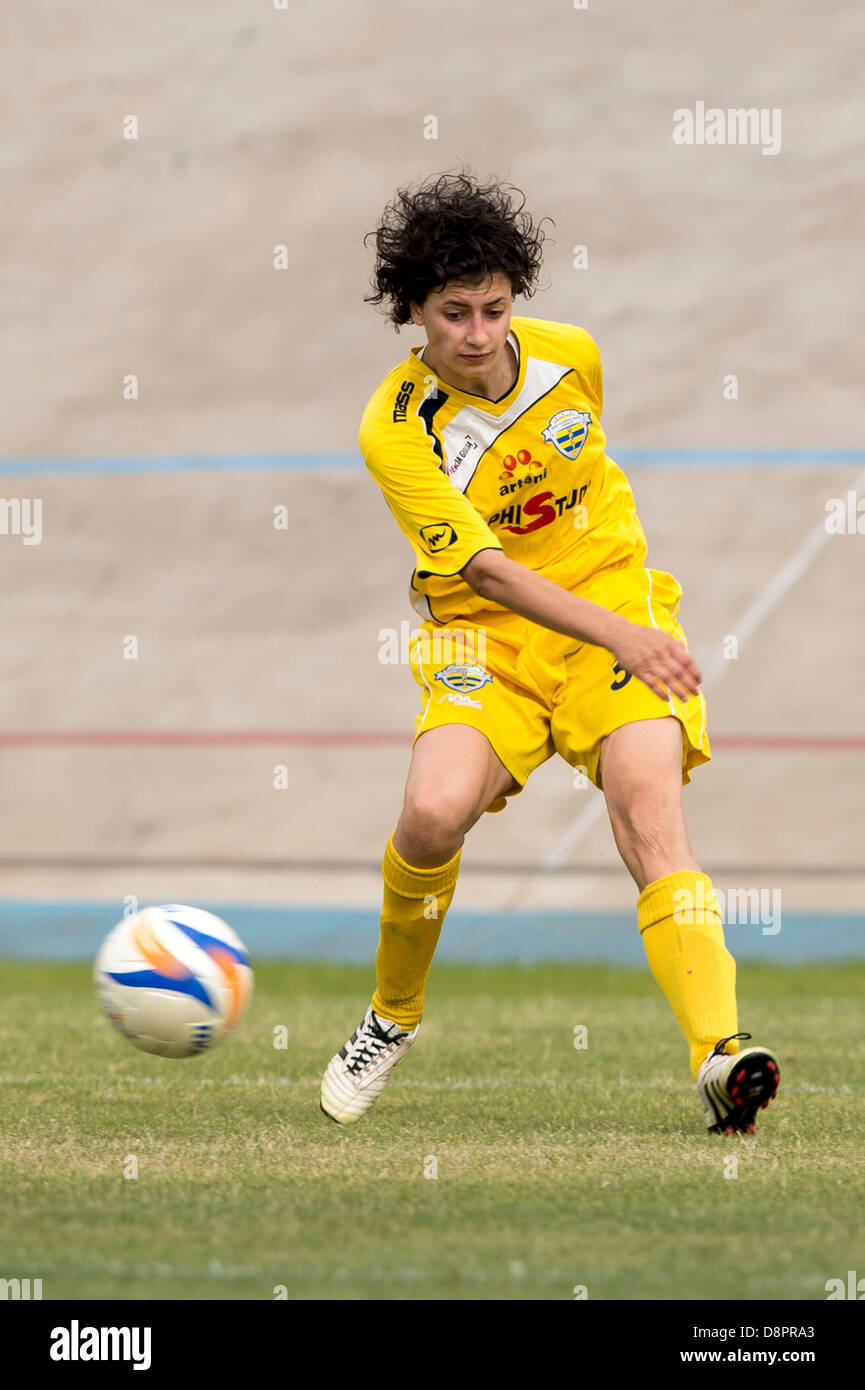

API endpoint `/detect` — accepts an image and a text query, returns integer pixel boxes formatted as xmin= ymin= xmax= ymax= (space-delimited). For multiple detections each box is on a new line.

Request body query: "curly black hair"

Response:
xmin=364 ymin=171 xmax=549 ymax=327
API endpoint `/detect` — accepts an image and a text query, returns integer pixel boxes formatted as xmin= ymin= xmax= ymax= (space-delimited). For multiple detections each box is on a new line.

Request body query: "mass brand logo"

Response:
xmin=392 ymin=379 xmax=415 ymax=422
xmin=420 ymin=522 xmax=457 ymax=552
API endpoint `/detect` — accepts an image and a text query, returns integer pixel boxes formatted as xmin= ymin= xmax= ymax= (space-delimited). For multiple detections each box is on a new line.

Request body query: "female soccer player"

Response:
xmin=319 ymin=172 xmax=779 ymax=1135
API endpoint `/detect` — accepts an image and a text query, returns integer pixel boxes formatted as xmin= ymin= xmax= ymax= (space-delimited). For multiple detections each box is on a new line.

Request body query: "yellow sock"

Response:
xmin=637 ymin=870 xmax=739 ymax=1079
xmin=370 ymin=834 xmax=460 ymax=1030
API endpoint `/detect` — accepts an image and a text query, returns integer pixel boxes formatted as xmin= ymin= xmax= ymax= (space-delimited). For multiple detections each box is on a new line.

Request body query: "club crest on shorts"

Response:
xmin=433 ymin=663 xmax=493 ymax=693
xmin=542 ymin=408 xmax=592 ymax=461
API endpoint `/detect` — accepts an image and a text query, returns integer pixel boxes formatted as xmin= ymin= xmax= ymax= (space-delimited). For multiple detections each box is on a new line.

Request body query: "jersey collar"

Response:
xmin=410 ymin=324 xmax=525 ymax=413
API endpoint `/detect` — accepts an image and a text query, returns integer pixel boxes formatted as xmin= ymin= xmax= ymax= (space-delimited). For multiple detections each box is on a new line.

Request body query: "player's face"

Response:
xmin=410 ymin=273 xmax=514 ymax=396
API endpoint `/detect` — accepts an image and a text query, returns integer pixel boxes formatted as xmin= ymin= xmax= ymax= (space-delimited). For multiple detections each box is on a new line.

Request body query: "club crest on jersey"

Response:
xmin=542 ymin=408 xmax=592 ymax=461
xmin=433 ymin=664 xmax=493 ymax=694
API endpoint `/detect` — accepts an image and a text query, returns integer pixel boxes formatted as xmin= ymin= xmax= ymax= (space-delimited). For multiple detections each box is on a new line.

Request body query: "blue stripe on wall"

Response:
xmin=0 ymin=900 xmax=862 ymax=964
xmin=0 ymin=449 xmax=864 ymax=477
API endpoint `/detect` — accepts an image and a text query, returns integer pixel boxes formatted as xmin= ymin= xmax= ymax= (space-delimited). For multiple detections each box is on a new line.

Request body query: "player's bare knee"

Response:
xmin=613 ymin=791 xmax=677 ymax=860
xmin=399 ymin=787 xmax=477 ymax=858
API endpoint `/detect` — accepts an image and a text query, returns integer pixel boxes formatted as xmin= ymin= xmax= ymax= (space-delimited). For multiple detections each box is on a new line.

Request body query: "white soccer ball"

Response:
xmin=94 ymin=904 xmax=253 ymax=1058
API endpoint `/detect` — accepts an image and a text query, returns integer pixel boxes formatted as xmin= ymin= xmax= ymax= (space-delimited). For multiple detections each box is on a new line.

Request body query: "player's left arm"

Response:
xmin=461 ymin=549 xmax=700 ymax=702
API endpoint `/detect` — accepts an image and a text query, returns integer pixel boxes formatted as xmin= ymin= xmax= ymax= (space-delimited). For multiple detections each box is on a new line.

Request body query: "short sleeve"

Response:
xmin=361 ymin=422 xmax=503 ymax=579
xmin=572 ymin=325 xmax=603 ymax=416
xmin=589 ymin=339 xmax=603 ymax=415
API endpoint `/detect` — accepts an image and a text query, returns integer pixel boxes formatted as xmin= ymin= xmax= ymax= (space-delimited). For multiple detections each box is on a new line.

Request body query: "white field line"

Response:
xmin=30 ymin=1256 xmax=583 ymax=1286
xmin=501 ymin=467 xmax=865 ymax=909
xmin=2 ymin=1073 xmax=855 ymax=1098
xmin=396 ymin=1077 xmax=859 ymax=1097
xmin=29 ymin=1254 xmax=823 ymax=1297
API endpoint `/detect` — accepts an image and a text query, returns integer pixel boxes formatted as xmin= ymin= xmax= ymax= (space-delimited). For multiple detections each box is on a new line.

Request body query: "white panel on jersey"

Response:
xmin=410 ymin=585 xmax=434 ymax=620
xmin=435 ymin=354 xmax=572 ymax=495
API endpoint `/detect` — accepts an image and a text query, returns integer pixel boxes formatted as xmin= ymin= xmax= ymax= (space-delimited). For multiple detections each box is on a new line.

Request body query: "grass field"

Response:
xmin=1 ymin=959 xmax=863 ymax=1301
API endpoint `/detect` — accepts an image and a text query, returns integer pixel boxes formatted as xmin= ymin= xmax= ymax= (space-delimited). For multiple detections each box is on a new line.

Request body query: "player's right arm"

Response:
xmin=361 ymin=390 xmax=700 ymax=702
xmin=461 ymin=548 xmax=701 ymax=702
xmin=360 ymin=397 xmax=506 ymax=584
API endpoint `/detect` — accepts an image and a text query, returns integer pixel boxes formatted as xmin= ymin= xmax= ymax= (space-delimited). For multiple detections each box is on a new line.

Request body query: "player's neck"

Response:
xmin=421 ymin=338 xmax=518 ymax=401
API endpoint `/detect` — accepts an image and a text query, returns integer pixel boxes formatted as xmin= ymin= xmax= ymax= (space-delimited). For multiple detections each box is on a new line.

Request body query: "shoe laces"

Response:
xmin=711 ymin=1031 xmax=752 ymax=1058
xmin=345 ymin=1013 xmax=406 ymax=1076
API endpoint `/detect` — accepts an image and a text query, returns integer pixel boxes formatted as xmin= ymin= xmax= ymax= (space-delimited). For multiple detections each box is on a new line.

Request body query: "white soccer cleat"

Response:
xmin=319 ymin=1006 xmax=420 ymax=1125
xmin=697 ymin=1031 xmax=780 ymax=1135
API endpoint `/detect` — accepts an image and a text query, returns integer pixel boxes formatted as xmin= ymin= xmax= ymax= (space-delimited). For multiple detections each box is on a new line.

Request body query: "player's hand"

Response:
xmin=610 ymin=621 xmax=702 ymax=702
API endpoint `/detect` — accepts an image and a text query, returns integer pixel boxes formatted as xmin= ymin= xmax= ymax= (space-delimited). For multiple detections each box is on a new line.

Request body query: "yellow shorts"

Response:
xmin=409 ymin=565 xmax=710 ymax=809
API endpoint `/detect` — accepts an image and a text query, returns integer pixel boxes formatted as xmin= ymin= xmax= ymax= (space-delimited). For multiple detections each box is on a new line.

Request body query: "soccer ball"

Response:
xmin=94 ymin=904 xmax=253 ymax=1058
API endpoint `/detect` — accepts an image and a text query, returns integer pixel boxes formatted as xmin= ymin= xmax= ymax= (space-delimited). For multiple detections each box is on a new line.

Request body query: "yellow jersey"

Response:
xmin=359 ymin=315 xmax=648 ymax=625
